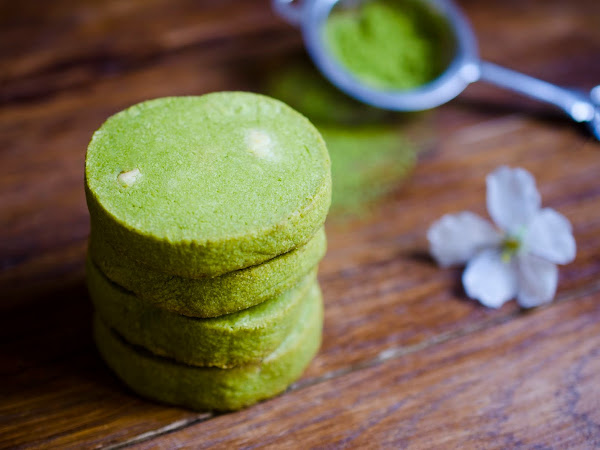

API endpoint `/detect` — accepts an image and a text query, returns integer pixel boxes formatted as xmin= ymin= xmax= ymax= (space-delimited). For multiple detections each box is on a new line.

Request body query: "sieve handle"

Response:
xmin=479 ymin=61 xmax=598 ymax=128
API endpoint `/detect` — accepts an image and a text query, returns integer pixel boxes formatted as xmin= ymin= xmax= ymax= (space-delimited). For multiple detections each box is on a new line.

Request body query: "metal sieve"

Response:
xmin=273 ymin=0 xmax=600 ymax=139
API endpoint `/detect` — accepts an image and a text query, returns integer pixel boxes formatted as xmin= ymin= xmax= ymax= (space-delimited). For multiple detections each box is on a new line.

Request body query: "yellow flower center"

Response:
xmin=501 ymin=235 xmax=522 ymax=262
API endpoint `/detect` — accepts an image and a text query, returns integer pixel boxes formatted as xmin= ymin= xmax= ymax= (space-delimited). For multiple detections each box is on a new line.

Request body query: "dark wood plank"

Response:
xmin=0 ymin=0 xmax=295 ymax=100
xmin=137 ymin=289 xmax=600 ymax=449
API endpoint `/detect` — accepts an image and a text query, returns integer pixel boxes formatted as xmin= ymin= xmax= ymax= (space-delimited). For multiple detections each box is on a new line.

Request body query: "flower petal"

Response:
xmin=486 ymin=166 xmax=541 ymax=233
xmin=462 ymin=249 xmax=518 ymax=308
xmin=427 ymin=212 xmax=502 ymax=267
xmin=525 ymin=208 xmax=576 ymax=264
xmin=516 ymin=253 xmax=558 ymax=308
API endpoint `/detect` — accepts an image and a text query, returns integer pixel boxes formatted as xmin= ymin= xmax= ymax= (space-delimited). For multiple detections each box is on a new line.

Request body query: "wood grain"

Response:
xmin=1 ymin=0 xmax=600 ymax=448
xmin=136 ymin=290 xmax=600 ymax=449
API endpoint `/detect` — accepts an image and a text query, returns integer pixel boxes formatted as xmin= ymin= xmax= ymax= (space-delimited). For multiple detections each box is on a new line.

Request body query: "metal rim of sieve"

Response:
xmin=276 ymin=0 xmax=481 ymax=111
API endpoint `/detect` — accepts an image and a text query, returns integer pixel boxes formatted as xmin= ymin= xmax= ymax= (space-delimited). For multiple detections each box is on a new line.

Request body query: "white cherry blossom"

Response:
xmin=427 ymin=166 xmax=576 ymax=308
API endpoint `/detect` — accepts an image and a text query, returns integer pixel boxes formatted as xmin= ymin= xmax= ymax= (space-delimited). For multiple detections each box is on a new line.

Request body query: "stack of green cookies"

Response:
xmin=84 ymin=92 xmax=331 ymax=411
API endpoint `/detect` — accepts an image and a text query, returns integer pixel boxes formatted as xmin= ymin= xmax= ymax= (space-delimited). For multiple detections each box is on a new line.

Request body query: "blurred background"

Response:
xmin=3 ymin=0 xmax=598 ymax=269
xmin=3 ymin=0 xmax=600 ymax=238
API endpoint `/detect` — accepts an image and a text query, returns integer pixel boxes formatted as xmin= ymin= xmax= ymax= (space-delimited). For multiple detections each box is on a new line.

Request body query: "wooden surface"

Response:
xmin=1 ymin=0 xmax=600 ymax=448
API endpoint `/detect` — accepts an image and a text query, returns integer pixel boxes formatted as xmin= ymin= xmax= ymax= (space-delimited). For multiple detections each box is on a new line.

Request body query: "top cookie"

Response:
xmin=85 ymin=93 xmax=331 ymax=278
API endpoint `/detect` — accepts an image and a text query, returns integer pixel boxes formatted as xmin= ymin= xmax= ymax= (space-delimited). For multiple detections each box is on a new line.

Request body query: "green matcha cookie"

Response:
xmin=89 ymin=227 xmax=326 ymax=318
xmin=85 ymin=93 xmax=331 ymax=278
xmin=94 ymin=283 xmax=323 ymax=411
xmin=87 ymin=256 xmax=316 ymax=368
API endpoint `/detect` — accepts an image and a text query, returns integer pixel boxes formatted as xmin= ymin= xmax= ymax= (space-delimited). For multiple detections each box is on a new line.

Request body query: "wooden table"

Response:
xmin=2 ymin=0 xmax=600 ymax=448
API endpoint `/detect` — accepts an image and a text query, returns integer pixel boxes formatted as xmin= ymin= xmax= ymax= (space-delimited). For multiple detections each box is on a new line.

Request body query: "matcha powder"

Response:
xmin=325 ymin=0 xmax=451 ymax=90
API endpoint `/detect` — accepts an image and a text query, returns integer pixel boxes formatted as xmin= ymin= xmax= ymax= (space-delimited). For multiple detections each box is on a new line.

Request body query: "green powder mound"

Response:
xmin=94 ymin=283 xmax=323 ymax=411
xmin=85 ymin=93 xmax=331 ymax=278
xmin=87 ymin=257 xmax=316 ymax=368
xmin=325 ymin=0 xmax=451 ymax=90
xmin=89 ymin=227 xmax=326 ymax=318
xmin=321 ymin=126 xmax=416 ymax=214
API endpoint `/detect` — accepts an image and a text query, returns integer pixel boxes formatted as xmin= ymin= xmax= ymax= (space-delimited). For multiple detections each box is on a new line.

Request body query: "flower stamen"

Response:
xmin=501 ymin=236 xmax=521 ymax=262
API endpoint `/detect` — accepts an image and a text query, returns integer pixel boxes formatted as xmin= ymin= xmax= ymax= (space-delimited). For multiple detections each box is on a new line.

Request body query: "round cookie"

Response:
xmin=89 ymin=227 xmax=326 ymax=318
xmin=87 ymin=256 xmax=316 ymax=368
xmin=93 ymin=283 xmax=323 ymax=411
xmin=85 ymin=93 xmax=331 ymax=278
